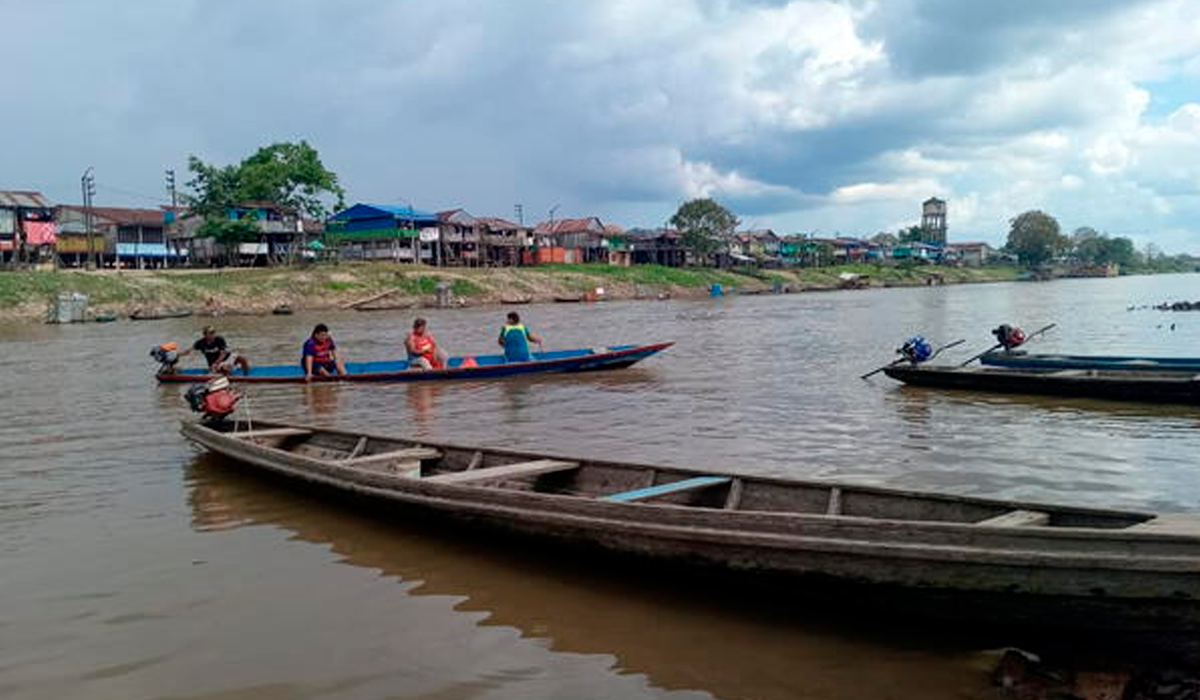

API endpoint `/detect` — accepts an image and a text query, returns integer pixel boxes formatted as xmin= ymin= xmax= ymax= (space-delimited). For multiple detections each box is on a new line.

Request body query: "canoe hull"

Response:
xmin=158 ymin=342 xmax=672 ymax=384
xmin=884 ymin=365 xmax=1200 ymax=404
xmin=982 ymin=351 xmax=1200 ymax=373
xmin=181 ymin=419 xmax=1200 ymax=632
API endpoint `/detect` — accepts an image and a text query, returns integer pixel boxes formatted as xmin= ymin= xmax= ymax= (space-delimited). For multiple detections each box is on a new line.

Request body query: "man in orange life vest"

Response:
xmin=405 ymin=317 xmax=448 ymax=370
xmin=302 ymin=323 xmax=347 ymax=380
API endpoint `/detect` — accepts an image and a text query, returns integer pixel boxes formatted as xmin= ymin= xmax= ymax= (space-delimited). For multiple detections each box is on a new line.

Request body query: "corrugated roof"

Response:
xmin=532 ymin=217 xmax=604 ymax=235
xmin=58 ymin=205 xmax=165 ymax=227
xmin=0 ymin=190 xmax=52 ymax=208
xmin=476 ymin=217 xmax=524 ymax=231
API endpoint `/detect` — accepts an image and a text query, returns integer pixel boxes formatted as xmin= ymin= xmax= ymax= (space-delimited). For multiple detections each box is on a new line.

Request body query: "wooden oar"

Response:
xmin=861 ymin=338 xmax=966 ymax=379
xmin=958 ymin=323 xmax=1056 ymax=367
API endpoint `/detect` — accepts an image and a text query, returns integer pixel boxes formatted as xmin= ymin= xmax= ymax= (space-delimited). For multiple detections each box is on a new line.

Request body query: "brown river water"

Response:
xmin=3 ymin=273 xmax=1200 ymax=700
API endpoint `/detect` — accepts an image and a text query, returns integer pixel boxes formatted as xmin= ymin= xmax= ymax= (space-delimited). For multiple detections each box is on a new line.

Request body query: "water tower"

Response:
xmin=921 ymin=197 xmax=947 ymax=245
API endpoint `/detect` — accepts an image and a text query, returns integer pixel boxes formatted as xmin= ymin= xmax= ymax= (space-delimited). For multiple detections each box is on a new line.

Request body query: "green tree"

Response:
xmin=669 ymin=198 xmax=739 ymax=262
xmin=186 ymin=141 xmax=345 ymax=262
xmin=898 ymin=225 xmax=926 ymax=244
xmin=1006 ymin=210 xmax=1066 ymax=267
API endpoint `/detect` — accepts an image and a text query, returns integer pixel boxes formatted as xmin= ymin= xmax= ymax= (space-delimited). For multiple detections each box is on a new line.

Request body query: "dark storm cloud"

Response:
xmin=0 ymin=0 xmax=1197 ymax=248
xmin=859 ymin=0 xmax=1161 ymax=78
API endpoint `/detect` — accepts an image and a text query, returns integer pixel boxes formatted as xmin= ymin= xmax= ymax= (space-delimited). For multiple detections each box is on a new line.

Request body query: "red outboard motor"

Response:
xmin=185 ymin=376 xmax=241 ymax=422
xmin=992 ymin=324 xmax=1027 ymax=351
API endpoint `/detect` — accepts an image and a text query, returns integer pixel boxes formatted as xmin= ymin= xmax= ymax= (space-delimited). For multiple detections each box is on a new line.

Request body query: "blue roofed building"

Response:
xmin=326 ymin=203 xmax=440 ymax=262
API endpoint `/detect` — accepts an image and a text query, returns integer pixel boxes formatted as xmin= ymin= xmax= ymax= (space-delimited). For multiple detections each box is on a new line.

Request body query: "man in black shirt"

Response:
xmin=180 ymin=326 xmax=251 ymax=375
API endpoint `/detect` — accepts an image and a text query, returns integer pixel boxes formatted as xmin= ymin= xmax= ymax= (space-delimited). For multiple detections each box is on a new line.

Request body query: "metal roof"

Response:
xmin=0 ymin=190 xmax=52 ymax=208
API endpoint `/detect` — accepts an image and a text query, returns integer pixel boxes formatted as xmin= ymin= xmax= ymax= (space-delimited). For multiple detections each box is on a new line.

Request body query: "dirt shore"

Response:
xmin=1 ymin=262 xmax=1021 ymax=323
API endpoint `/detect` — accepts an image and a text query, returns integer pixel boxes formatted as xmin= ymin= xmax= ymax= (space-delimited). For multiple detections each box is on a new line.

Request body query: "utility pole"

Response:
xmin=81 ymin=167 xmax=96 ymax=270
xmin=165 ymin=169 xmax=177 ymax=207
xmin=514 ymin=203 xmax=523 ymax=226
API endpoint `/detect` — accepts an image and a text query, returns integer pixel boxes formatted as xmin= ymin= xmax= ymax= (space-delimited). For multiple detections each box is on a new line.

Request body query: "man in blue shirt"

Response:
xmin=498 ymin=312 xmax=543 ymax=362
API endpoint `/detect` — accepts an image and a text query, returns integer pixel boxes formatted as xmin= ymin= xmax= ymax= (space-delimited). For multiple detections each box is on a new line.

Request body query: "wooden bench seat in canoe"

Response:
xmin=603 ymin=476 xmax=732 ymax=503
xmin=423 ymin=460 xmax=580 ymax=485
xmin=230 ymin=427 xmax=313 ymax=440
xmin=976 ymin=510 xmax=1050 ymax=527
xmin=342 ymin=447 xmax=442 ymax=467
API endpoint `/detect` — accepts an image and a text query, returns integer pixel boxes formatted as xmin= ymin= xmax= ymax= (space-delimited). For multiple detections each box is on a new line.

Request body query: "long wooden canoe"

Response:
xmin=157 ymin=342 xmax=672 ymax=384
xmin=883 ymin=364 xmax=1200 ymax=404
xmin=182 ymin=419 xmax=1200 ymax=631
xmin=981 ymin=351 xmax=1200 ymax=373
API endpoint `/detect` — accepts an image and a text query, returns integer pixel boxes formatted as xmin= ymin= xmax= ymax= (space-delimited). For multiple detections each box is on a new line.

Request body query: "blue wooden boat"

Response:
xmin=156 ymin=342 xmax=673 ymax=384
xmin=981 ymin=351 xmax=1200 ymax=373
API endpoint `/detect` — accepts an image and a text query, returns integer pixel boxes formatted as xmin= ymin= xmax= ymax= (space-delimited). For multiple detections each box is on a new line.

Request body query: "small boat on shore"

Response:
xmin=883 ymin=364 xmax=1200 ymax=404
xmin=131 ymin=308 xmax=194 ymax=321
xmin=182 ymin=419 xmax=1200 ymax=631
xmin=157 ymin=342 xmax=673 ymax=384
xmin=981 ymin=351 xmax=1200 ymax=373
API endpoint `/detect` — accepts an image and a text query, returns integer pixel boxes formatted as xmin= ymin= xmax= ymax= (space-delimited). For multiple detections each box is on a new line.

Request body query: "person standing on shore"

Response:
xmin=405 ymin=318 xmax=448 ymax=370
xmin=302 ymin=324 xmax=347 ymax=380
xmin=498 ymin=311 xmax=543 ymax=362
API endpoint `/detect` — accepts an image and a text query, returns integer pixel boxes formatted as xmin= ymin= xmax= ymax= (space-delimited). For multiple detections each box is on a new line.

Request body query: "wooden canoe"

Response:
xmin=883 ymin=364 xmax=1200 ymax=404
xmin=981 ymin=351 xmax=1200 ymax=373
xmin=130 ymin=308 xmax=194 ymax=321
xmin=181 ymin=419 xmax=1200 ymax=631
xmin=157 ymin=342 xmax=672 ymax=384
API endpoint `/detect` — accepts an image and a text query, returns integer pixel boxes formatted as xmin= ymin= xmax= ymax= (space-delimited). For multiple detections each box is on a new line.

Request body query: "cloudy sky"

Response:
xmin=3 ymin=0 xmax=1200 ymax=250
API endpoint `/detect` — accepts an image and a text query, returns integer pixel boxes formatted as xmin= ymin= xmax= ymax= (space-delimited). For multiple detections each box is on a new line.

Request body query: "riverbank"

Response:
xmin=0 ymin=262 xmax=1021 ymax=322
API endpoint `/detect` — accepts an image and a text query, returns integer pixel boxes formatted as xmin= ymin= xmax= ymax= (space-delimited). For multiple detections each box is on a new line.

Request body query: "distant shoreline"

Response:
xmin=0 ymin=262 xmax=1025 ymax=323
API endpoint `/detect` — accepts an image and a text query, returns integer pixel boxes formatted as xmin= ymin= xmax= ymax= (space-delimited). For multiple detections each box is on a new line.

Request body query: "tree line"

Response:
xmin=1003 ymin=210 xmax=1196 ymax=272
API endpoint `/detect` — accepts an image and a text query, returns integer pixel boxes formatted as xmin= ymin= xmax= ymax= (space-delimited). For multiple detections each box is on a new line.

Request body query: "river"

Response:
xmin=3 ymin=273 xmax=1199 ymax=699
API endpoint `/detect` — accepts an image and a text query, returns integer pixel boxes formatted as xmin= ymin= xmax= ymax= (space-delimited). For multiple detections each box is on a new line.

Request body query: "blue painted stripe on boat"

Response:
xmin=603 ymin=476 xmax=731 ymax=502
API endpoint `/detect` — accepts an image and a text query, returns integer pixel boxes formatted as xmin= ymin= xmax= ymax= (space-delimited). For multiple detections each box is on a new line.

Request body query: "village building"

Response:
xmin=945 ymin=241 xmax=994 ymax=267
xmin=326 ymin=203 xmax=439 ymax=263
xmin=0 ymin=190 xmax=57 ymax=266
xmin=57 ymin=205 xmax=178 ymax=268
xmin=167 ymin=202 xmax=311 ymax=266
xmin=735 ymin=229 xmax=782 ymax=263
xmin=476 ymin=216 xmax=532 ymax=267
xmin=624 ymin=228 xmax=687 ymax=267
xmin=529 ymin=217 xmax=612 ymax=264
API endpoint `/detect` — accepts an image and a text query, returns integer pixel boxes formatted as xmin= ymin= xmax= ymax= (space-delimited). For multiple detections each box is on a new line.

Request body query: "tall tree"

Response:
xmin=1005 ymin=210 xmax=1066 ymax=267
xmin=186 ymin=141 xmax=345 ymax=258
xmin=670 ymin=198 xmax=739 ymax=262
xmin=898 ymin=225 xmax=926 ymax=244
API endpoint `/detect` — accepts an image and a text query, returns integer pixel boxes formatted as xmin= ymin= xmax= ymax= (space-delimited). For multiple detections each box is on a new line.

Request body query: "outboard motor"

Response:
xmin=992 ymin=324 xmax=1027 ymax=351
xmin=897 ymin=336 xmax=933 ymax=365
xmin=185 ymin=376 xmax=241 ymax=422
xmin=150 ymin=342 xmax=180 ymax=375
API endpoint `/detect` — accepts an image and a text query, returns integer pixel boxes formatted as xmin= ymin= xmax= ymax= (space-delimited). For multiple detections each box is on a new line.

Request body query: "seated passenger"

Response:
xmin=498 ymin=311 xmax=543 ymax=362
xmin=302 ymin=324 xmax=346 ymax=380
xmin=179 ymin=325 xmax=251 ymax=375
xmin=405 ymin=317 xmax=448 ymax=370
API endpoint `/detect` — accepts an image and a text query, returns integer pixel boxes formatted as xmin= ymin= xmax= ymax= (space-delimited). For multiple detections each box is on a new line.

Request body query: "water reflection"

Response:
xmin=185 ymin=456 xmax=995 ymax=700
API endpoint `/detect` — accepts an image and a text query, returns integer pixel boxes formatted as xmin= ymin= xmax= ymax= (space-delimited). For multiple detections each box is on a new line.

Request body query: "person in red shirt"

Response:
xmin=302 ymin=324 xmax=347 ymax=380
xmin=405 ymin=318 xmax=448 ymax=370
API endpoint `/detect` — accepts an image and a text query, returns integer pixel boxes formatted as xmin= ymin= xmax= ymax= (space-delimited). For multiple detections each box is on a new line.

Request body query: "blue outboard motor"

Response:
xmin=898 ymin=336 xmax=933 ymax=364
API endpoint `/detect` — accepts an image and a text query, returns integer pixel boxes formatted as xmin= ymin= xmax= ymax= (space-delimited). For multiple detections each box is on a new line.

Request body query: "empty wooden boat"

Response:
xmin=981 ymin=351 xmax=1200 ymax=373
xmin=182 ymin=419 xmax=1200 ymax=631
xmin=884 ymin=364 xmax=1200 ymax=404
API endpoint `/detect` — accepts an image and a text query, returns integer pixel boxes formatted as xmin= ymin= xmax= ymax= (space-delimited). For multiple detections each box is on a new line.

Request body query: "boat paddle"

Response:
xmin=958 ymin=323 xmax=1056 ymax=367
xmin=860 ymin=338 xmax=966 ymax=379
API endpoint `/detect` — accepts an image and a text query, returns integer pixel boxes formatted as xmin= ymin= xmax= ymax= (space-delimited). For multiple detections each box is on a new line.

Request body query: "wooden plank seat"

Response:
xmin=603 ymin=475 xmax=731 ymax=503
xmin=976 ymin=509 xmax=1051 ymax=527
xmin=230 ymin=427 xmax=313 ymax=440
xmin=342 ymin=447 xmax=441 ymax=467
xmin=423 ymin=460 xmax=579 ymax=485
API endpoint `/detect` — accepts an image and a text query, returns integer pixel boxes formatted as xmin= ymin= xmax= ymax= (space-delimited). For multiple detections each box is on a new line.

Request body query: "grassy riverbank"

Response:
xmin=0 ymin=262 xmax=1021 ymax=321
